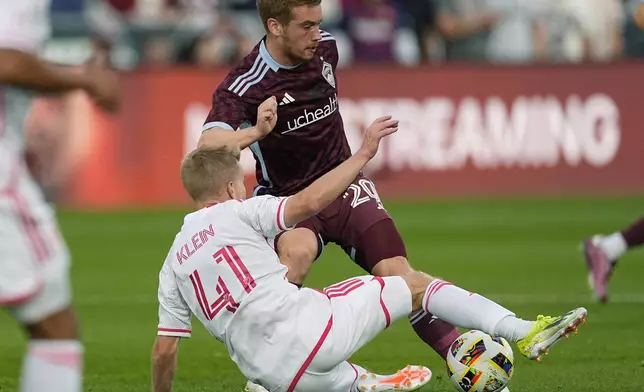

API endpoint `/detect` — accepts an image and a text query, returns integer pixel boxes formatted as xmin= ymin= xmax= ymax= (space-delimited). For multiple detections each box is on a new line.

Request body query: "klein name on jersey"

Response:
xmin=284 ymin=93 xmax=339 ymax=134
xmin=176 ymin=224 xmax=215 ymax=264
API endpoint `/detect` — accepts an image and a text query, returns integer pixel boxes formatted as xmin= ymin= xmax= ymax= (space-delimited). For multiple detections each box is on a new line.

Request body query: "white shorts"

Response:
xmin=0 ymin=175 xmax=71 ymax=324
xmin=285 ymin=275 xmax=412 ymax=392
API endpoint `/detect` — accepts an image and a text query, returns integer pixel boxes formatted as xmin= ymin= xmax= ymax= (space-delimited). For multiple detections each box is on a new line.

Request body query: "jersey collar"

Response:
xmin=260 ymin=39 xmax=300 ymax=72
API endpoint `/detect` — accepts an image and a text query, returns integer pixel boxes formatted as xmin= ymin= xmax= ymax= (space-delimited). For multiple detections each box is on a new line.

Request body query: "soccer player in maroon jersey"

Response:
xmin=582 ymin=217 xmax=644 ymax=303
xmin=198 ymin=0 xmax=463 ymax=388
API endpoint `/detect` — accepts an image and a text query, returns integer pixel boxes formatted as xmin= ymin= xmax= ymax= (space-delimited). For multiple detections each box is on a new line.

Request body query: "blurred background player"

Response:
xmin=197 ymin=1 xmax=465 ymax=390
xmin=583 ymin=217 xmax=644 ymax=303
xmin=0 ymin=1 xmax=119 ymax=391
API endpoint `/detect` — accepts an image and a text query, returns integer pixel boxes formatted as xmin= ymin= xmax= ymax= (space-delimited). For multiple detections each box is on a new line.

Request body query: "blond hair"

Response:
xmin=180 ymin=146 xmax=241 ymax=202
xmin=256 ymin=0 xmax=322 ymax=30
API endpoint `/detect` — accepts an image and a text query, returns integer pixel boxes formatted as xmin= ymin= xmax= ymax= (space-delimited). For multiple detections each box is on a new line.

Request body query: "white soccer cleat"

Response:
xmin=355 ymin=365 xmax=432 ymax=391
xmin=243 ymin=380 xmax=268 ymax=392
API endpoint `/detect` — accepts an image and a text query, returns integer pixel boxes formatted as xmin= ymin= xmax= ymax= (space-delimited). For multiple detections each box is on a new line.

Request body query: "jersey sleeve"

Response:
xmin=237 ymin=196 xmax=292 ymax=238
xmin=202 ymin=85 xmax=255 ymax=132
xmin=157 ymin=261 xmax=192 ymax=338
xmin=0 ymin=2 xmax=50 ymax=53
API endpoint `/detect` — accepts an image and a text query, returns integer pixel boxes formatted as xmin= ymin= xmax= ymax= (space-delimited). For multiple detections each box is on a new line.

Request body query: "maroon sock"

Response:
xmin=410 ymin=311 xmax=460 ymax=359
xmin=621 ymin=218 xmax=644 ymax=249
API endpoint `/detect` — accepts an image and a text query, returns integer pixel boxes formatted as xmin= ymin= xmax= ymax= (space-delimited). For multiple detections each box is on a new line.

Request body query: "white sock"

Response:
xmin=595 ymin=233 xmax=627 ymax=261
xmin=493 ymin=315 xmax=535 ymax=343
xmin=20 ymin=340 xmax=83 ymax=392
xmin=422 ymin=279 xmax=515 ymax=336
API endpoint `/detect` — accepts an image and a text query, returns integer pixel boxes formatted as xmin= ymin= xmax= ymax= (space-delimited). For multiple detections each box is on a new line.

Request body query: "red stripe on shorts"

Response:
xmin=4 ymin=164 xmax=50 ymax=263
xmin=371 ymin=276 xmax=391 ymax=328
xmin=286 ymin=315 xmax=333 ymax=392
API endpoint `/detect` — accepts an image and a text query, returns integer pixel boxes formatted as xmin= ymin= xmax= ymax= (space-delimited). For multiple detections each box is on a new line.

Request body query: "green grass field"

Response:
xmin=1 ymin=196 xmax=643 ymax=391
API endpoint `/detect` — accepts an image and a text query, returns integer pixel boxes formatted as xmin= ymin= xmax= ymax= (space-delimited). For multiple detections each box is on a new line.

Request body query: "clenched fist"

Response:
xmin=256 ymin=96 xmax=278 ymax=137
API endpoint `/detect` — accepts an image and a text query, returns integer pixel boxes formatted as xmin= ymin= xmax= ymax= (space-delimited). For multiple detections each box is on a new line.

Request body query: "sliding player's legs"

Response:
xmin=290 ymin=276 xmax=431 ymax=392
xmin=582 ymin=217 xmax=644 ymax=302
xmin=0 ymin=177 xmax=82 ymax=392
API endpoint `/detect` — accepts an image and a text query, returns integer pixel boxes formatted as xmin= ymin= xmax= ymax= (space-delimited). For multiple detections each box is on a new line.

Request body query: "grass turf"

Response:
xmin=1 ymin=196 xmax=643 ymax=391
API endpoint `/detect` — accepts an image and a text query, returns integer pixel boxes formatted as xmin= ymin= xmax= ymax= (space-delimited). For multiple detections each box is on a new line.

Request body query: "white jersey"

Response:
xmin=0 ymin=0 xmax=51 ymax=191
xmin=158 ymin=196 xmax=333 ymax=389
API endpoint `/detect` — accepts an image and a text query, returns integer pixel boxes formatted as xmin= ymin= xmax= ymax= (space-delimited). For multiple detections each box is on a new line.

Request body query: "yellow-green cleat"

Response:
xmin=516 ymin=307 xmax=588 ymax=361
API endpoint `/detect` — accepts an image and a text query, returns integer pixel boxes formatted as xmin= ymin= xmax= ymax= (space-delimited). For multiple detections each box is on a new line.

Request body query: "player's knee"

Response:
xmin=371 ymin=256 xmax=413 ymax=277
xmin=278 ymin=232 xmax=318 ymax=285
xmin=401 ymin=271 xmax=434 ymax=312
xmin=25 ymin=306 xmax=79 ymax=340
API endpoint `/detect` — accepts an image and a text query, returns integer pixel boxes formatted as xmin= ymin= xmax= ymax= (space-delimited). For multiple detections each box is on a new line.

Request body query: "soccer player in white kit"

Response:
xmin=0 ymin=1 xmax=119 ymax=391
xmin=153 ymin=99 xmax=589 ymax=392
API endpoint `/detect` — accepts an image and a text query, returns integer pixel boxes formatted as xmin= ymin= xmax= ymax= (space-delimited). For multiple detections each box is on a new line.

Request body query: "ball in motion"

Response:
xmin=446 ymin=330 xmax=514 ymax=392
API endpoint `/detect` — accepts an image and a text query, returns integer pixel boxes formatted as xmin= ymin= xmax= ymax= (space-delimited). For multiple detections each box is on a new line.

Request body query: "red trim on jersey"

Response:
xmin=158 ymin=328 xmax=192 ymax=334
xmin=286 ymin=315 xmax=333 ymax=392
xmin=276 ymin=198 xmax=287 ymax=231
xmin=371 ymin=276 xmax=391 ymax=328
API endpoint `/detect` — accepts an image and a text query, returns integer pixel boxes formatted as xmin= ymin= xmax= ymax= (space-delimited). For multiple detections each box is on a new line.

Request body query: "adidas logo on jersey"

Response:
xmin=279 ymin=93 xmax=296 ymax=106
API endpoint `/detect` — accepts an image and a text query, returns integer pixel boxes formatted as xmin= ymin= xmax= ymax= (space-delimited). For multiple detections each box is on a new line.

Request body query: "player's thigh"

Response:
xmin=294 ymin=361 xmax=359 ymax=392
xmin=312 ymin=276 xmax=412 ymax=371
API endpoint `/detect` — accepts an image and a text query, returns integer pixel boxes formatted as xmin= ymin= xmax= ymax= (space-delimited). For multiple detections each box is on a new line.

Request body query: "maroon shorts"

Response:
xmin=275 ymin=174 xmax=407 ymax=273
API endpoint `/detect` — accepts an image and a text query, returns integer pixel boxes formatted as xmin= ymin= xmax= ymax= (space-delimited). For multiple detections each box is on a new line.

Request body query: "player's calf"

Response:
xmin=371 ymin=256 xmax=413 ymax=277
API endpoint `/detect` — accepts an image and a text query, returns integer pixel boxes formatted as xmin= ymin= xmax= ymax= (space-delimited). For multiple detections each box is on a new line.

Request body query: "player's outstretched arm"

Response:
xmin=0 ymin=49 xmax=120 ymax=111
xmin=152 ymin=336 xmax=181 ymax=392
xmin=283 ymin=116 xmax=399 ymax=228
xmin=198 ymin=96 xmax=278 ymax=150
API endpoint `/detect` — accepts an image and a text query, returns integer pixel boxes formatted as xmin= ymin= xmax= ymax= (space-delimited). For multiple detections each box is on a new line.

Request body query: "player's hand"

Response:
xmin=256 ymin=96 xmax=278 ymax=136
xmin=358 ymin=116 xmax=399 ymax=160
xmin=84 ymin=60 xmax=121 ymax=112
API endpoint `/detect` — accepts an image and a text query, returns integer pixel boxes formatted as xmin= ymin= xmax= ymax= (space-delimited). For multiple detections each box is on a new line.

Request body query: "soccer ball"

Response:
xmin=446 ymin=330 xmax=514 ymax=392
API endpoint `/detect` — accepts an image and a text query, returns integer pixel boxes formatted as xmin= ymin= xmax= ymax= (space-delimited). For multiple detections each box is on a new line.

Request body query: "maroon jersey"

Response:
xmin=203 ymin=31 xmax=352 ymax=196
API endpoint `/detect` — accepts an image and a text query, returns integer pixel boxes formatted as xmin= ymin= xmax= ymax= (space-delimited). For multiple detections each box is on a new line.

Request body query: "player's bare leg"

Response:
xmin=402 ymin=271 xmax=587 ymax=361
xmin=278 ymin=228 xmax=319 ymax=286
xmin=18 ymin=306 xmax=83 ymax=392
xmin=582 ymin=217 xmax=644 ymax=302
